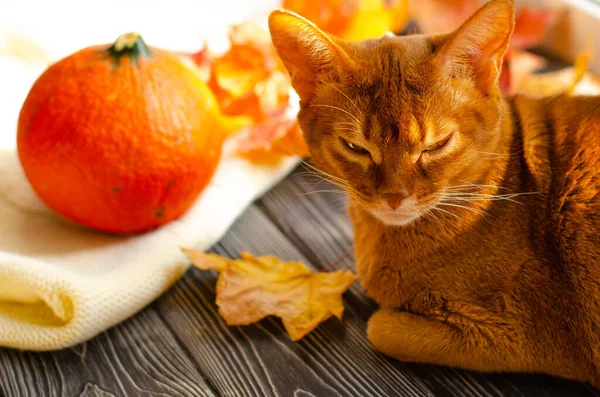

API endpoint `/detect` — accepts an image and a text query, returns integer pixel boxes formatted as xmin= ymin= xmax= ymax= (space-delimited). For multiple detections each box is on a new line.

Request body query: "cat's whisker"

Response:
xmin=299 ymin=160 xmax=341 ymax=181
xmin=324 ymin=177 xmax=352 ymax=190
xmin=443 ymin=191 xmax=531 ymax=196
xmin=442 ymin=191 xmax=538 ymax=205
xmin=437 ymin=202 xmax=488 ymax=216
xmin=334 ymin=127 xmax=363 ymax=134
xmin=325 ymin=83 xmax=364 ymax=117
xmin=445 ymin=184 xmax=495 ymax=191
xmin=443 ymin=196 xmax=524 ymax=205
xmin=431 ymin=206 xmax=461 ymax=220
xmin=444 ymin=185 xmax=514 ymax=194
xmin=444 ymin=184 xmax=491 ymax=190
xmin=298 ymin=162 xmax=356 ymax=198
xmin=310 ymin=177 xmax=351 ymax=192
xmin=310 ymin=104 xmax=361 ymax=125
xmin=301 ymin=175 xmax=349 ymax=191
xmin=295 ymin=172 xmax=335 ymax=188
xmin=298 ymin=168 xmax=337 ymax=185
xmin=456 ymin=181 xmax=515 ymax=192
xmin=322 ymin=123 xmax=360 ymax=134
xmin=423 ymin=209 xmax=443 ymax=226
xmin=299 ymin=161 xmax=350 ymax=186
xmin=331 ymin=196 xmax=348 ymax=204
xmin=443 ymin=189 xmax=488 ymax=195
xmin=298 ymin=190 xmax=346 ymax=196
xmin=442 ymin=192 xmax=496 ymax=197
xmin=422 ymin=94 xmax=436 ymax=122
xmin=333 ymin=203 xmax=346 ymax=212
xmin=443 ymin=191 xmax=538 ymax=197
xmin=450 ymin=190 xmax=538 ymax=196
xmin=331 ymin=197 xmax=349 ymax=211
xmin=323 ymin=121 xmax=357 ymax=128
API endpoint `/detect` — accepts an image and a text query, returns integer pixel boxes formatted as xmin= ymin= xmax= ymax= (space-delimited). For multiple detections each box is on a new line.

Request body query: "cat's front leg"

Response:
xmin=367 ymin=308 xmax=531 ymax=373
xmin=350 ymin=206 xmax=409 ymax=308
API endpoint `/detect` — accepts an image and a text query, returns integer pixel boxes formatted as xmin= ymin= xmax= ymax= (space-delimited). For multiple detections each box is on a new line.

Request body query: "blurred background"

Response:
xmin=1 ymin=0 xmax=597 ymax=146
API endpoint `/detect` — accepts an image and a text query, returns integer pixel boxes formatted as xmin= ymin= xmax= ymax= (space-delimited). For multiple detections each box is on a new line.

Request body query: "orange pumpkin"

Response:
xmin=17 ymin=33 xmax=248 ymax=234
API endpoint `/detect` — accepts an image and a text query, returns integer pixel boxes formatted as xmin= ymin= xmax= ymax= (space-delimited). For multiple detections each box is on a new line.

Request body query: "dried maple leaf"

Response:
xmin=282 ymin=0 xmax=410 ymax=40
xmin=207 ymin=22 xmax=292 ymax=123
xmin=182 ymin=248 xmax=357 ymax=341
xmin=181 ymin=21 xmax=302 ymax=164
xmin=235 ymin=116 xmax=309 ymax=165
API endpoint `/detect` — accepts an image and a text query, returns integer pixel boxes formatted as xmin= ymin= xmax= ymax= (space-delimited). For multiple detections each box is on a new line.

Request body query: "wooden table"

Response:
xmin=1 ymin=167 xmax=598 ymax=397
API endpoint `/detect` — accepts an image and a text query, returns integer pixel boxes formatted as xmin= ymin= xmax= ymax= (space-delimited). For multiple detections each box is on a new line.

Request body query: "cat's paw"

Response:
xmin=367 ymin=309 xmax=416 ymax=361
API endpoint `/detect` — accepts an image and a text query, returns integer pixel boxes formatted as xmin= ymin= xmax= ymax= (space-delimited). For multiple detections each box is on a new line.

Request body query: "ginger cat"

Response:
xmin=269 ymin=0 xmax=600 ymax=387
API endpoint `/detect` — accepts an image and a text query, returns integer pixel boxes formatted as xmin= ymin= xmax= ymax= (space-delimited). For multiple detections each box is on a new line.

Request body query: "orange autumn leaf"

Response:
xmin=208 ymin=22 xmax=292 ymax=123
xmin=236 ymin=117 xmax=309 ymax=165
xmin=183 ymin=22 xmax=303 ymax=163
xmin=182 ymin=248 xmax=357 ymax=341
xmin=282 ymin=0 xmax=410 ymax=40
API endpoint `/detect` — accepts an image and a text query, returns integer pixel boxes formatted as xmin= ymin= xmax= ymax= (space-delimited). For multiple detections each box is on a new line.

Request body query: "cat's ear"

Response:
xmin=269 ymin=10 xmax=351 ymax=101
xmin=435 ymin=0 xmax=515 ymax=95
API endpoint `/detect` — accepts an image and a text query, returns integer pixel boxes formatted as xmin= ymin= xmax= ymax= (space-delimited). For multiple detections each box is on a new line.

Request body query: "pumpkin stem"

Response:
xmin=107 ymin=32 xmax=152 ymax=66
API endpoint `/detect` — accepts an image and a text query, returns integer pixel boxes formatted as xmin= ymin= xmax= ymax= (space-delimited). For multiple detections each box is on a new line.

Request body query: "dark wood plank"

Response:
xmin=156 ymin=205 xmax=434 ymax=397
xmin=258 ymin=166 xmax=600 ymax=397
xmin=157 ymin=272 xmax=345 ymax=397
xmin=0 ymin=308 xmax=216 ymax=397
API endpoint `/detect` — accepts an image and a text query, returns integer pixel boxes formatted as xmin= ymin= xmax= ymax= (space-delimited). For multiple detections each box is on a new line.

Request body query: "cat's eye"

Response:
xmin=343 ymin=139 xmax=370 ymax=154
xmin=423 ymin=134 xmax=453 ymax=153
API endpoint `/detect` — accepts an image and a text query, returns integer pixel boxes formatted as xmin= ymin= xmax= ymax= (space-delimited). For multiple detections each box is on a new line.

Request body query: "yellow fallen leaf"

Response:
xmin=182 ymin=248 xmax=357 ymax=341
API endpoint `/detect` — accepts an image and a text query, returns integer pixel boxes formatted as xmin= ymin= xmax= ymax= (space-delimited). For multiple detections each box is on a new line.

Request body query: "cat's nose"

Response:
xmin=382 ymin=192 xmax=409 ymax=210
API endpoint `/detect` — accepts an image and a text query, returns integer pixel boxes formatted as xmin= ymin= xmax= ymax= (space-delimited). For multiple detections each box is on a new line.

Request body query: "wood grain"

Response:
xmin=0 ymin=308 xmax=216 ymax=397
xmin=156 ymin=205 xmax=434 ymax=397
